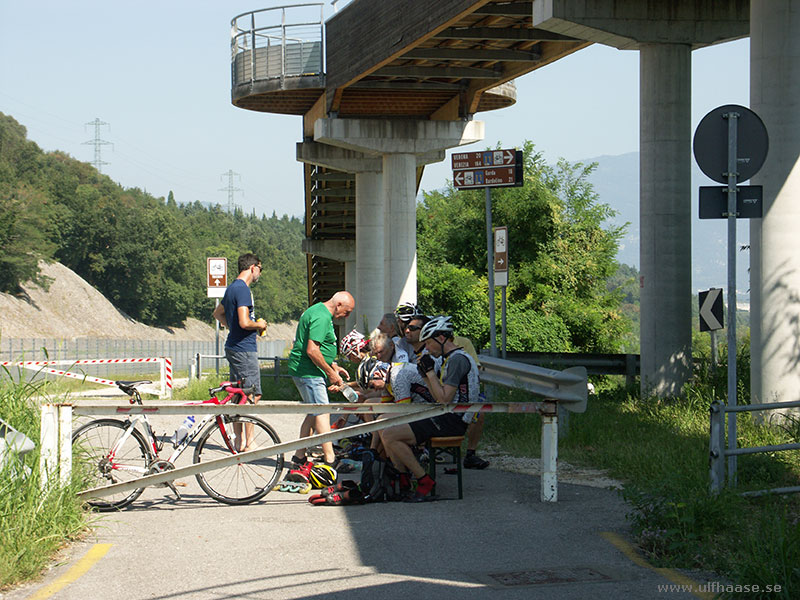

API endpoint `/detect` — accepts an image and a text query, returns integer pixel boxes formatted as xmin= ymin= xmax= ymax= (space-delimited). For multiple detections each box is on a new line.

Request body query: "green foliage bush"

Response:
xmin=0 ymin=377 xmax=89 ymax=588
xmin=417 ymin=141 xmax=629 ymax=352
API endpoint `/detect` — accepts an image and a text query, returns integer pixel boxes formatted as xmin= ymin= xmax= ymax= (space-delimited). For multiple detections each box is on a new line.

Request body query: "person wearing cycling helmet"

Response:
xmin=380 ymin=315 xmax=483 ymax=500
xmin=376 ymin=312 xmax=412 ymax=363
xmin=340 ymin=328 xmax=368 ymax=363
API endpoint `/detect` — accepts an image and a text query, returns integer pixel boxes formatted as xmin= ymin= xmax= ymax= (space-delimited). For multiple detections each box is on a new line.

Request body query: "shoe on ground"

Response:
xmin=286 ymin=460 xmax=314 ymax=483
xmin=463 ymin=454 xmax=490 ymax=470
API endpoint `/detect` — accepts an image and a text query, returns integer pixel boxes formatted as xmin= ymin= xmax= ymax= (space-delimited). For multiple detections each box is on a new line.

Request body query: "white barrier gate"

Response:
xmin=1 ymin=357 xmax=173 ymax=398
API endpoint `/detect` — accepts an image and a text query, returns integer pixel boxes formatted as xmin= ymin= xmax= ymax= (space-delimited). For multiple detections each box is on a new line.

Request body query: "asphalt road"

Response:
xmin=6 ymin=411 xmax=705 ymax=600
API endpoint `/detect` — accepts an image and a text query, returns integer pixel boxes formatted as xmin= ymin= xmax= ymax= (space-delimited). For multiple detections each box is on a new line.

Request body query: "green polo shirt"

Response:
xmin=287 ymin=302 xmax=337 ymax=378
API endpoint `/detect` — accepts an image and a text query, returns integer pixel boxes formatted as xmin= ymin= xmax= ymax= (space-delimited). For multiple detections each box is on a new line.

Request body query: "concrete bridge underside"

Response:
xmin=231 ymin=0 xmax=800 ymax=404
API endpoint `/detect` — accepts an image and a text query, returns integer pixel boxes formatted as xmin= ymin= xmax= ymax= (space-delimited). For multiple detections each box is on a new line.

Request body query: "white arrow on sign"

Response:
xmin=455 ymin=171 xmax=464 ymax=186
xmin=497 ymin=258 xmax=505 ymax=266
xmin=504 ymin=150 xmax=514 ymax=164
xmin=700 ymin=288 xmax=723 ymax=330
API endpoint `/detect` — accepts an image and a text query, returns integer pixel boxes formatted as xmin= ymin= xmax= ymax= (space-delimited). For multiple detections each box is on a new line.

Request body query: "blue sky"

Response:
xmin=1 ymin=1 xmax=749 ymax=220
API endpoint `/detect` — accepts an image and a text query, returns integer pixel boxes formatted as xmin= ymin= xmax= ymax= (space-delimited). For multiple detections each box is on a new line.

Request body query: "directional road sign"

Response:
xmin=699 ymin=288 xmax=724 ymax=332
xmin=207 ymin=257 xmax=228 ymax=299
xmin=452 ymin=149 xmax=523 ymax=190
xmin=494 ymin=226 xmax=508 ymax=287
xmin=699 ymin=186 xmax=763 ymax=219
xmin=452 ymin=149 xmax=517 ymax=170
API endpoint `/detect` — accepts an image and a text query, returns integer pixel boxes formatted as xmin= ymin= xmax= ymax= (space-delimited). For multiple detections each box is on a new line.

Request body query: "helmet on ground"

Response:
xmin=394 ymin=301 xmax=423 ymax=323
xmin=340 ymin=328 xmax=368 ymax=357
xmin=356 ymin=357 xmax=389 ymax=389
xmin=308 ymin=464 xmax=338 ymax=489
xmin=419 ymin=315 xmax=454 ymax=342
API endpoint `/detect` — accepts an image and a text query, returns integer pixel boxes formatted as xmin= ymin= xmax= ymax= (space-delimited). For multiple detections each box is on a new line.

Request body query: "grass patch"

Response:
xmin=485 ymin=379 xmax=800 ymax=598
xmin=0 ymin=378 xmax=91 ymax=589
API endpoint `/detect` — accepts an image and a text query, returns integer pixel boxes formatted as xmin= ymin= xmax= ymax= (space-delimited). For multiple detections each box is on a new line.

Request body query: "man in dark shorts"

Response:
xmin=212 ymin=253 xmax=268 ymax=451
xmin=380 ymin=315 xmax=481 ymax=501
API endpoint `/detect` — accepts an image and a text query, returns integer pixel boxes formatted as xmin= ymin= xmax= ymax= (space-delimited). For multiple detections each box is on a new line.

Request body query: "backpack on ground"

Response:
xmin=357 ymin=448 xmax=398 ymax=503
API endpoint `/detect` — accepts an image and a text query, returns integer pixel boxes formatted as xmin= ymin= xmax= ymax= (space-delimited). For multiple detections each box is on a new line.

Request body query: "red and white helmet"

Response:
xmin=340 ymin=328 xmax=368 ymax=357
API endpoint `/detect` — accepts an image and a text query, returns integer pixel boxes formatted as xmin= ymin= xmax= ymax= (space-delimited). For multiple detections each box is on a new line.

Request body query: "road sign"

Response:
xmin=452 ymin=149 xmax=516 ymax=170
xmin=693 ymin=104 xmax=769 ymax=184
xmin=207 ymin=257 xmax=227 ymax=298
xmin=699 ymin=186 xmax=763 ymax=219
xmin=699 ymin=288 xmax=724 ymax=332
xmin=494 ymin=226 xmax=508 ymax=287
xmin=454 ymin=166 xmax=522 ymax=190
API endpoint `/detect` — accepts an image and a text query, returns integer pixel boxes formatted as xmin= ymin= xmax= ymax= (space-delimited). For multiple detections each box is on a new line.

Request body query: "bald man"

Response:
xmin=287 ymin=291 xmax=355 ymax=476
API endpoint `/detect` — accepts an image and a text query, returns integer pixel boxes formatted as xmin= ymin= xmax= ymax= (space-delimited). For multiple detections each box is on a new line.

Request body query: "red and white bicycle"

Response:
xmin=72 ymin=380 xmax=284 ymax=511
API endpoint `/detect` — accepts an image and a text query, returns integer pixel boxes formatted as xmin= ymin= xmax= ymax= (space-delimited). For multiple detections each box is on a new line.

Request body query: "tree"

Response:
xmin=417 ymin=141 xmax=629 ymax=352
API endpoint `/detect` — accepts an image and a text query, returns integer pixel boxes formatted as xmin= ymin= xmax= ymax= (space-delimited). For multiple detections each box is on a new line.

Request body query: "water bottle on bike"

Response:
xmin=171 ymin=415 xmax=195 ymax=447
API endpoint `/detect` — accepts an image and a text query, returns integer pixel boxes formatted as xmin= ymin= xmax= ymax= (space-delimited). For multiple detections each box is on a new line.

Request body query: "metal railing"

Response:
xmin=193 ymin=353 xmax=289 ymax=380
xmin=231 ymin=4 xmax=324 ymax=87
xmin=709 ymin=399 xmax=800 ymax=496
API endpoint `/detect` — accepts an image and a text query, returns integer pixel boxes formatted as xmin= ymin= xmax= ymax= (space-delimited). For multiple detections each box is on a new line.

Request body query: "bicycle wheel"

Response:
xmin=193 ymin=415 xmax=284 ymax=505
xmin=72 ymin=419 xmax=151 ymax=511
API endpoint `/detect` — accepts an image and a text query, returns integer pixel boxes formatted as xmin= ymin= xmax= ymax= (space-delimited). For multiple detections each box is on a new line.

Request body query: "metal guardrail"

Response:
xmin=231 ymin=3 xmax=324 ymax=87
xmin=501 ymin=351 xmax=639 ymax=387
xmin=709 ymin=399 xmax=800 ymax=496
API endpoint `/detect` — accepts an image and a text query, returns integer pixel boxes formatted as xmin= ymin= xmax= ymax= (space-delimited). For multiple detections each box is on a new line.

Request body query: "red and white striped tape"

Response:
xmin=21 ymin=365 xmax=117 ymax=387
xmin=1 ymin=357 xmax=162 ymax=367
xmin=164 ymin=357 xmax=173 ymax=390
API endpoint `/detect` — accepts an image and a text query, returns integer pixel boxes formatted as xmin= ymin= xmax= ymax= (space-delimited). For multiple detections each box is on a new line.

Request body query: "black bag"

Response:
xmin=358 ymin=449 xmax=398 ymax=503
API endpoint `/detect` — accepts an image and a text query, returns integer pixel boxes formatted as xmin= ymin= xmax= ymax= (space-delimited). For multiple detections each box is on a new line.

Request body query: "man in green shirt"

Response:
xmin=287 ymin=291 xmax=355 ymax=477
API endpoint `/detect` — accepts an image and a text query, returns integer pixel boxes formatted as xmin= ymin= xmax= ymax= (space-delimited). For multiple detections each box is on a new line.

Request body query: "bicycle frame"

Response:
xmin=111 ymin=381 xmax=253 ymax=471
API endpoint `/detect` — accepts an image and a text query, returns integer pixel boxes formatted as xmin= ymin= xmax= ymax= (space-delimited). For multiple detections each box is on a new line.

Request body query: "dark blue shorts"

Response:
xmin=225 ymin=349 xmax=262 ymax=396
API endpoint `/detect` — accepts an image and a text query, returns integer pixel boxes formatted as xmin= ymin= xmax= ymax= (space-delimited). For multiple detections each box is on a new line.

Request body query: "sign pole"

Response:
xmin=486 ymin=186 xmax=497 ymax=357
xmin=501 ymin=286 xmax=507 ymax=359
xmin=710 ymin=329 xmax=718 ymax=375
xmin=725 ymin=109 xmax=739 ymax=486
xmin=215 ymin=298 xmax=221 ymax=377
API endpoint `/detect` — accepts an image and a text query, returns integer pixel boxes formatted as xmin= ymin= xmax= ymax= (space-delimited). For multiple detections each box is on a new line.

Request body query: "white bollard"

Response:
xmin=58 ymin=405 xmax=72 ymax=485
xmin=39 ymin=404 xmax=58 ymax=490
xmin=541 ymin=413 xmax=558 ymax=502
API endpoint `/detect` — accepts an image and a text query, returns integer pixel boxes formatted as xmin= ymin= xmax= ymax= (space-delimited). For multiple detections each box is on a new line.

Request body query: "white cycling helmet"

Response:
xmin=419 ymin=315 xmax=454 ymax=342
xmin=394 ymin=301 xmax=423 ymax=323
xmin=340 ymin=328 xmax=368 ymax=357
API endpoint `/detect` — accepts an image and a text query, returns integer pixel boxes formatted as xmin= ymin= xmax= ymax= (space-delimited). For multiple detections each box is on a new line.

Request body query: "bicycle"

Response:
xmin=72 ymin=380 xmax=284 ymax=511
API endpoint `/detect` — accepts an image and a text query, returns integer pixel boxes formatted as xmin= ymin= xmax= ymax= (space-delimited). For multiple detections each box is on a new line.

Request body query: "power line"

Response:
xmin=82 ymin=118 xmax=113 ymax=173
xmin=219 ymin=170 xmax=243 ymax=213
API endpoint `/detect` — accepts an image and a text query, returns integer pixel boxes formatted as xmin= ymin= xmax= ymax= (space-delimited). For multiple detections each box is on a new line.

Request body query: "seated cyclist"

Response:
xmin=379 ymin=315 xmax=481 ymax=501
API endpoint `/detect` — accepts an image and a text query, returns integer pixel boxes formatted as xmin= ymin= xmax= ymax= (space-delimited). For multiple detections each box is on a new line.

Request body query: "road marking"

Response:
xmin=26 ymin=544 xmax=112 ymax=600
xmin=600 ymin=532 xmax=714 ymax=600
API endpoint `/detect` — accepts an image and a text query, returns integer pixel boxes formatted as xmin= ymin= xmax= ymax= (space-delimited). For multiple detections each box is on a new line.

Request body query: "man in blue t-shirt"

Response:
xmin=212 ymin=253 xmax=267 ymax=451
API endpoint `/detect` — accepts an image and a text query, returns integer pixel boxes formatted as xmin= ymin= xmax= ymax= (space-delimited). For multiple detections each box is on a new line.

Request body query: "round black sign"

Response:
xmin=693 ymin=104 xmax=769 ymax=184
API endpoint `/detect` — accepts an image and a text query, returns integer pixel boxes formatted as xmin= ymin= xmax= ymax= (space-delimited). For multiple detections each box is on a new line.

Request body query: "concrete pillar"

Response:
xmin=382 ymin=153 xmax=418 ymax=309
xmin=639 ymin=43 xmax=693 ymax=396
xmin=355 ymin=171 xmax=384 ymax=331
xmin=344 ymin=259 xmax=357 ymax=332
xmin=750 ymin=1 xmax=800 ymax=407
xmin=314 ymin=117 xmax=484 ymax=314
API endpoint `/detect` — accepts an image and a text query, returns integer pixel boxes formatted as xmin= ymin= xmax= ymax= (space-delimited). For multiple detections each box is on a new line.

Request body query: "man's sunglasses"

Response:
xmin=406 ymin=325 xmax=422 ymax=331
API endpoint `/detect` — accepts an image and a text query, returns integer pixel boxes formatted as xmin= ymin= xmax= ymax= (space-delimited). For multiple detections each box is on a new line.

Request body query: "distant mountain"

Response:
xmin=585 ymin=151 xmax=750 ymax=302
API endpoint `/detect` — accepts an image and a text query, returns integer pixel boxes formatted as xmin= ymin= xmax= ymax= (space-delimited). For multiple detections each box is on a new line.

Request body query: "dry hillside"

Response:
xmin=0 ymin=262 xmax=296 ymax=342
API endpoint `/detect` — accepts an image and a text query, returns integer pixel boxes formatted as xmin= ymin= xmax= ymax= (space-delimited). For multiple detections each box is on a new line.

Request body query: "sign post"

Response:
xmin=452 ymin=150 xmax=522 ymax=357
xmin=207 ymin=258 xmax=228 ymax=376
xmin=494 ymin=226 xmax=509 ymax=358
xmin=693 ymin=105 xmax=768 ymax=487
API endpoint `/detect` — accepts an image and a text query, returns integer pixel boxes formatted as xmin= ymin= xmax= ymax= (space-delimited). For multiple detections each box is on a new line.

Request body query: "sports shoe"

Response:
xmin=286 ymin=460 xmax=314 ymax=483
xmin=463 ymin=453 xmax=490 ymax=470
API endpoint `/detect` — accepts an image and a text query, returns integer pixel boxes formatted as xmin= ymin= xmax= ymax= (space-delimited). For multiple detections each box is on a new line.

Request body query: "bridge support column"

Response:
xmin=355 ymin=170 xmax=384 ymax=331
xmin=639 ymin=43 xmax=692 ymax=396
xmin=750 ymin=2 xmax=800 ymax=409
xmin=314 ymin=118 xmax=484 ymax=311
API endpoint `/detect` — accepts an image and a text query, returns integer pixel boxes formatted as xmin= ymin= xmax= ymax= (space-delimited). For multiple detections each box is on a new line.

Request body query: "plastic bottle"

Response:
xmin=171 ymin=415 xmax=195 ymax=447
xmin=342 ymin=386 xmax=358 ymax=403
